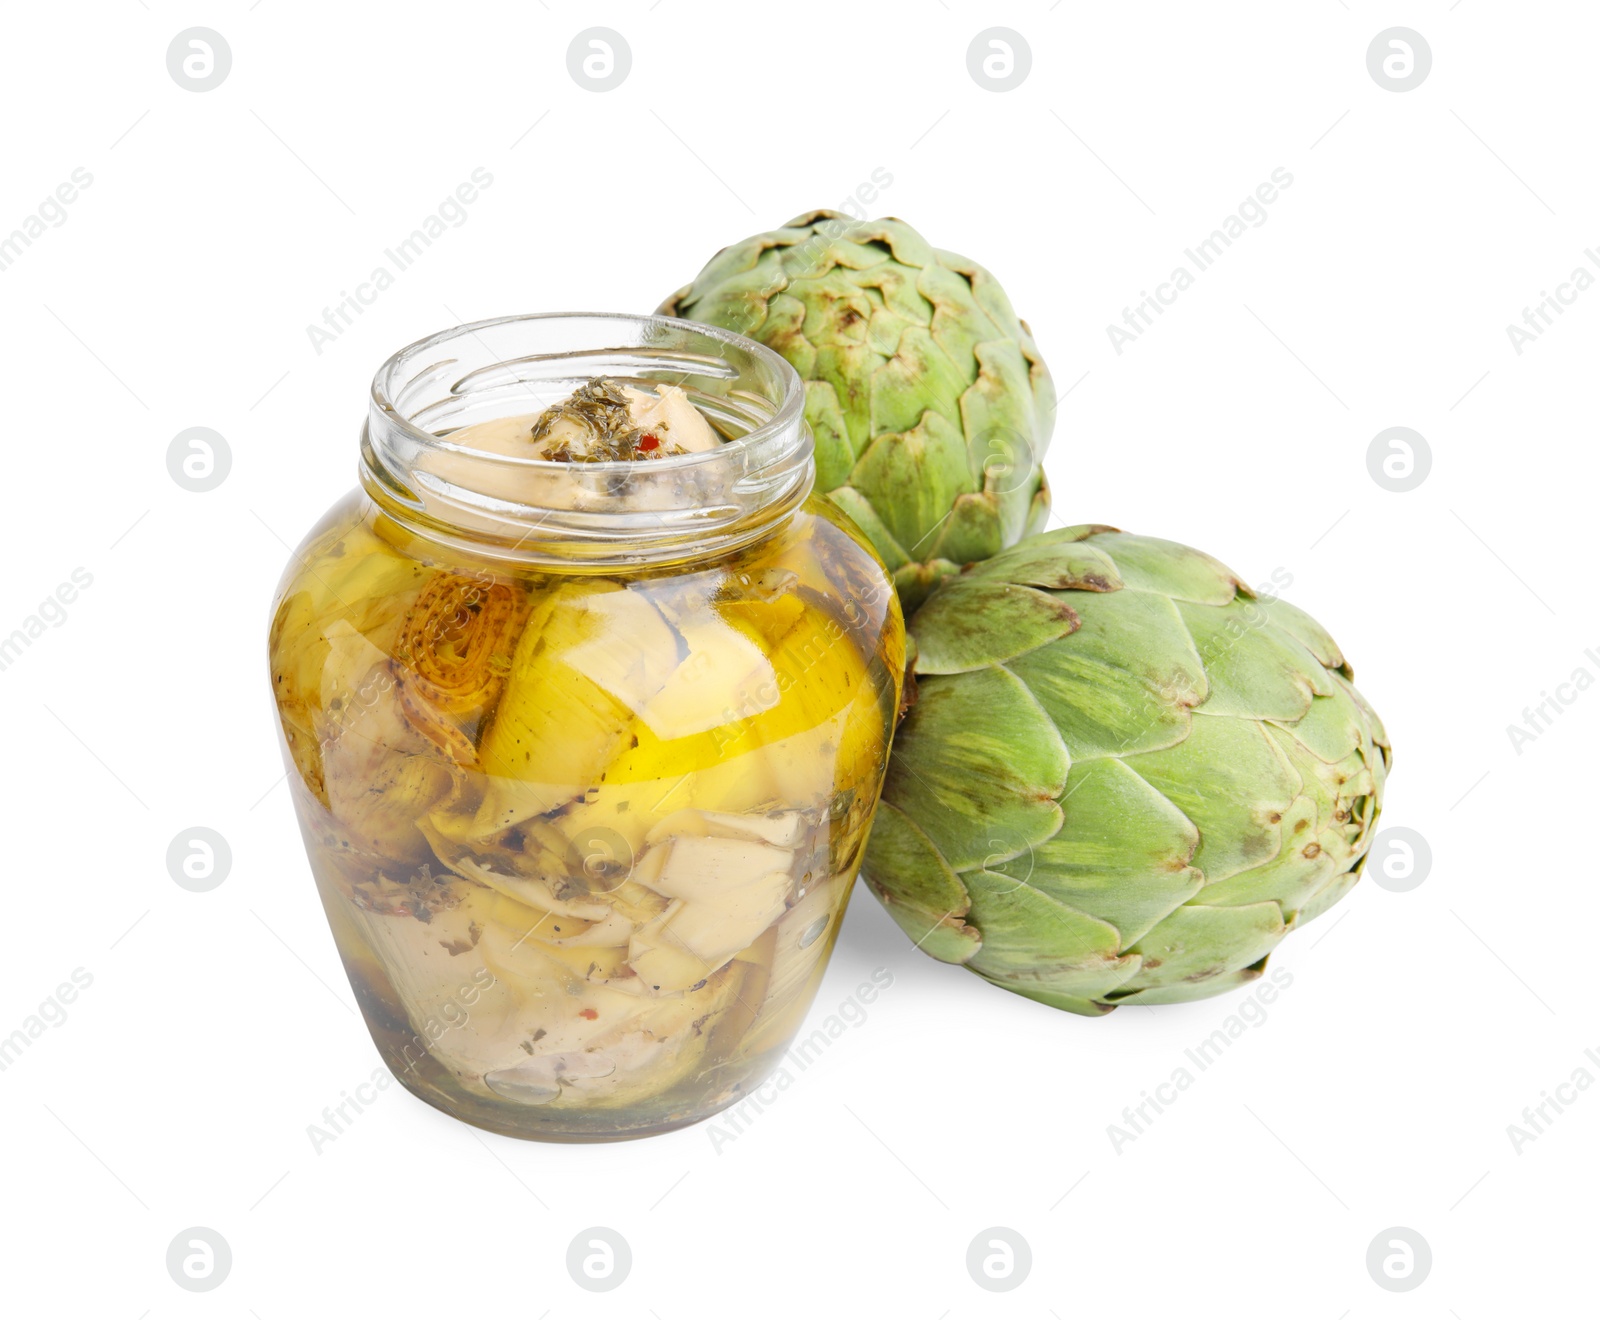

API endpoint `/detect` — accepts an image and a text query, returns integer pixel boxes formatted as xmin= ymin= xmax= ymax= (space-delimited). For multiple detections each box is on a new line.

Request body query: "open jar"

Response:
xmin=267 ymin=314 xmax=904 ymax=1140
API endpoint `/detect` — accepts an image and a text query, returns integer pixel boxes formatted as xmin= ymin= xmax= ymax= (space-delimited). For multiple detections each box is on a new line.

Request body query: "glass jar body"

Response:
xmin=268 ymin=489 xmax=903 ymax=1140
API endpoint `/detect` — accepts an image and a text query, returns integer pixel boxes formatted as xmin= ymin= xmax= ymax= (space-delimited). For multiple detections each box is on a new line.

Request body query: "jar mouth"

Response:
xmin=361 ymin=312 xmax=812 ymax=566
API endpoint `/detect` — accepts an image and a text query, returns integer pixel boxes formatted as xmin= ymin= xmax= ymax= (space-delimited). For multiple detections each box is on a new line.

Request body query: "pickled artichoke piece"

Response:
xmin=419 ymin=382 xmax=724 ymax=521
xmin=537 ymin=941 xmax=632 ymax=985
xmin=635 ymin=616 xmax=779 ymax=741
xmin=475 ymin=581 xmax=679 ymax=832
xmin=419 ymin=819 xmax=666 ymax=924
xmin=548 ymin=785 xmax=658 ymax=862
xmin=546 ymin=909 xmax=636 ymax=948
xmin=646 ymin=807 xmax=806 ymax=849
xmin=444 ymin=380 xmax=720 ymax=465
xmin=391 ymin=571 xmax=529 ymax=762
xmin=525 ymin=378 xmax=720 ymax=462
xmin=333 ymin=881 xmax=524 ymax=1081
xmin=321 ymin=655 xmax=458 ymax=862
xmin=485 ymin=1052 xmax=615 ymax=1104
xmin=281 ymin=516 xmax=432 ymax=657
xmin=673 ymin=750 xmax=786 ymax=814
xmin=647 ymin=880 xmax=787 ymax=961
xmin=736 ymin=872 xmax=851 ymax=1057
xmin=626 ymin=904 xmax=706 ymax=994
xmin=606 ymin=603 xmax=870 ymax=806
xmin=318 ymin=619 xmax=391 ymax=721
xmin=469 ymin=911 xmax=753 ymax=1106
xmin=766 ymin=874 xmax=848 ymax=1001
xmin=617 ymin=383 xmax=721 ymax=454
xmin=638 ymin=833 xmax=796 ymax=910
xmin=449 ymin=858 xmax=614 ymax=924
xmin=627 ymin=833 xmax=795 ymax=991
xmin=271 ymin=516 xmax=432 ymax=805
xmin=718 ymin=589 xmax=871 ymax=762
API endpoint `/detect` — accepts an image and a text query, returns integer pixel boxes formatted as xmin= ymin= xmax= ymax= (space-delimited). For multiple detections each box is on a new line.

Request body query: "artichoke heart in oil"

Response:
xmin=268 ymin=379 xmax=904 ymax=1136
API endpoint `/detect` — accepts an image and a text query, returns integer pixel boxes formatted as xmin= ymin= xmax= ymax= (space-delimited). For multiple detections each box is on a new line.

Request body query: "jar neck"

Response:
xmin=360 ymin=313 xmax=814 ymax=568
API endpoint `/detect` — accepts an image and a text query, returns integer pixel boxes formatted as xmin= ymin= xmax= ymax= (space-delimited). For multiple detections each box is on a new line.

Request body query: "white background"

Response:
xmin=1 ymin=1 xmax=1594 ymax=1314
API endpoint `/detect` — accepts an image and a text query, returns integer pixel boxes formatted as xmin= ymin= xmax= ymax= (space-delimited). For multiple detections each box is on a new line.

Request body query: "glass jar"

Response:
xmin=267 ymin=314 xmax=904 ymax=1141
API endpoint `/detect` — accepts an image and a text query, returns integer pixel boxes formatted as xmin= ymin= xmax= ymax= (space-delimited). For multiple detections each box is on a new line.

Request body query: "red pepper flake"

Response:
xmin=579 ymin=1007 xmax=599 ymax=1020
xmin=639 ymin=433 xmax=660 ymax=452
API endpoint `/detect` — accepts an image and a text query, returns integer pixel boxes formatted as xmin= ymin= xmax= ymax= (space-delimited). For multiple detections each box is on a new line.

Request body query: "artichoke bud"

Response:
xmin=862 ymin=526 xmax=1392 ymax=1016
xmin=661 ymin=211 xmax=1056 ymax=610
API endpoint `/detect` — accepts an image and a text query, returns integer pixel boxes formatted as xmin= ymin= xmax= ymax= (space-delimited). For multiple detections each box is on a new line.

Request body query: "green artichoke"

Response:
xmin=863 ymin=525 xmax=1391 ymax=1015
xmin=660 ymin=211 xmax=1055 ymax=609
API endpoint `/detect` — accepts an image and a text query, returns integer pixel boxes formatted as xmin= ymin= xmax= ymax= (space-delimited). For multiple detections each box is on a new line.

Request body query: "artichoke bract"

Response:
xmin=863 ymin=526 xmax=1391 ymax=1016
xmin=660 ymin=211 xmax=1056 ymax=608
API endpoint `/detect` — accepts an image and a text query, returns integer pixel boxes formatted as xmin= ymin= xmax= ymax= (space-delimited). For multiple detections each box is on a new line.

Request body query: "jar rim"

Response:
xmin=368 ymin=310 xmax=807 ymax=470
xmin=360 ymin=312 xmax=815 ymax=567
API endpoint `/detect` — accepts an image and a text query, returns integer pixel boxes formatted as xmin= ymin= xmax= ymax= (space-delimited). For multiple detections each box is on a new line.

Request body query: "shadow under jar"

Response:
xmin=267 ymin=314 xmax=904 ymax=1141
